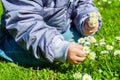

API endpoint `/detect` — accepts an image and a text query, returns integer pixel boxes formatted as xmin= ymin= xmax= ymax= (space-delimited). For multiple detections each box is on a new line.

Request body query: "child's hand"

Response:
xmin=82 ymin=18 xmax=99 ymax=35
xmin=67 ymin=43 xmax=87 ymax=64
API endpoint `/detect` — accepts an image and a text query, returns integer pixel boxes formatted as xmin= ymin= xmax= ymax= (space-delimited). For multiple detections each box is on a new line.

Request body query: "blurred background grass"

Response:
xmin=0 ymin=2 xmax=3 ymax=17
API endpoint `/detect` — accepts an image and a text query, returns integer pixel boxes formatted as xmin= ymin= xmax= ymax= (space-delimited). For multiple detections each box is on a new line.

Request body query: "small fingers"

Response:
xmin=76 ymin=50 xmax=87 ymax=57
xmin=76 ymin=56 xmax=86 ymax=62
xmin=72 ymin=57 xmax=86 ymax=64
xmin=84 ymin=20 xmax=99 ymax=33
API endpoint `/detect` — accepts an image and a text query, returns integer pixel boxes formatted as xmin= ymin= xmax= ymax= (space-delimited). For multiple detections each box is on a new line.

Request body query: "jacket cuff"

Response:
xmin=50 ymin=35 xmax=72 ymax=63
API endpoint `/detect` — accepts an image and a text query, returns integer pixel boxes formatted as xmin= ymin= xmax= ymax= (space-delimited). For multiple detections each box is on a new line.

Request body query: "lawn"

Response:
xmin=0 ymin=0 xmax=120 ymax=80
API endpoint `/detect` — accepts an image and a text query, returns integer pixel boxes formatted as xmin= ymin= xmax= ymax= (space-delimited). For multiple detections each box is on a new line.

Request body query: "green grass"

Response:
xmin=0 ymin=1 xmax=3 ymax=25
xmin=0 ymin=0 xmax=120 ymax=80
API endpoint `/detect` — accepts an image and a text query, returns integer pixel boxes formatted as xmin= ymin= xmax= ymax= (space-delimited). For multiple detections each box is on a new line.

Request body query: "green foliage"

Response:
xmin=0 ymin=0 xmax=120 ymax=80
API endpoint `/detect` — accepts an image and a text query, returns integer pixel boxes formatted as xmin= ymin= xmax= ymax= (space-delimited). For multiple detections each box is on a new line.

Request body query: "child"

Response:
xmin=0 ymin=0 xmax=102 ymax=66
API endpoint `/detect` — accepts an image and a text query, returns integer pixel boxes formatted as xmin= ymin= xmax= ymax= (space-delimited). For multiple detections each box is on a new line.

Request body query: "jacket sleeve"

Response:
xmin=73 ymin=0 xmax=102 ymax=36
xmin=2 ymin=0 xmax=71 ymax=63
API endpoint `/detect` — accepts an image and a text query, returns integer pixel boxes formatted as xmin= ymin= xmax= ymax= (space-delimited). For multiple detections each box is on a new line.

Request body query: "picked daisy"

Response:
xmin=73 ymin=72 xmax=82 ymax=79
xmin=106 ymin=45 xmax=114 ymax=50
xmin=82 ymin=74 xmax=92 ymax=80
xmin=114 ymin=50 xmax=120 ymax=56
xmin=83 ymin=46 xmax=91 ymax=54
xmin=89 ymin=18 xmax=98 ymax=28
xmin=78 ymin=38 xmax=85 ymax=44
xmin=89 ymin=12 xmax=100 ymax=28
xmin=88 ymin=52 xmax=96 ymax=60
xmin=90 ymin=12 xmax=98 ymax=18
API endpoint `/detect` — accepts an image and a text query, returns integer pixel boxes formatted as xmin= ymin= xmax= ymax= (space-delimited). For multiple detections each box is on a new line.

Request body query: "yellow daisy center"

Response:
xmin=85 ymin=77 xmax=90 ymax=80
xmin=89 ymin=54 xmax=94 ymax=58
xmin=75 ymin=73 xmax=80 ymax=78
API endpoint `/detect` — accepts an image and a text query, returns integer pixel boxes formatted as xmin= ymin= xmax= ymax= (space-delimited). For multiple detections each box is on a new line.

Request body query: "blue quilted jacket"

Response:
xmin=1 ymin=0 xmax=102 ymax=63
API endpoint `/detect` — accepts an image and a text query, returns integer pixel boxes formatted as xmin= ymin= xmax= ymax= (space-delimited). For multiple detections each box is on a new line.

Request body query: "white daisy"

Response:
xmin=89 ymin=36 xmax=97 ymax=43
xmin=106 ymin=45 xmax=114 ymax=50
xmin=97 ymin=2 xmax=101 ymax=5
xmin=99 ymin=38 xmax=105 ymax=42
xmin=94 ymin=43 xmax=99 ymax=46
xmin=101 ymin=50 xmax=109 ymax=54
xmin=100 ymin=41 xmax=106 ymax=46
xmin=73 ymin=72 xmax=82 ymax=79
xmin=108 ymin=1 xmax=112 ymax=4
xmin=114 ymin=50 xmax=120 ymax=56
xmin=88 ymin=52 xmax=96 ymax=60
xmin=98 ymin=69 xmax=103 ymax=73
xmin=102 ymin=0 xmax=107 ymax=2
xmin=83 ymin=46 xmax=91 ymax=54
xmin=84 ymin=36 xmax=91 ymax=41
xmin=115 ymin=36 xmax=120 ymax=41
xmin=78 ymin=38 xmax=85 ymax=44
xmin=84 ymin=41 xmax=91 ymax=46
xmin=82 ymin=74 xmax=92 ymax=80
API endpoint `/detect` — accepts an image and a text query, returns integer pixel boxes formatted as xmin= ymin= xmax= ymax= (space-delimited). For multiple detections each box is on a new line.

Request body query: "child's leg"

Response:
xmin=0 ymin=30 xmax=50 ymax=66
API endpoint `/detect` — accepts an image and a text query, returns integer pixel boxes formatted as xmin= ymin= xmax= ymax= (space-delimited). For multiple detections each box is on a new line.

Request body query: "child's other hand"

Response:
xmin=67 ymin=43 xmax=87 ymax=64
xmin=83 ymin=18 xmax=99 ymax=35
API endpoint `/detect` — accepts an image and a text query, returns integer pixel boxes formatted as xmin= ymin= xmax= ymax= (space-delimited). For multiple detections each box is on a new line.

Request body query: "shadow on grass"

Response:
xmin=0 ymin=57 xmax=74 ymax=74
